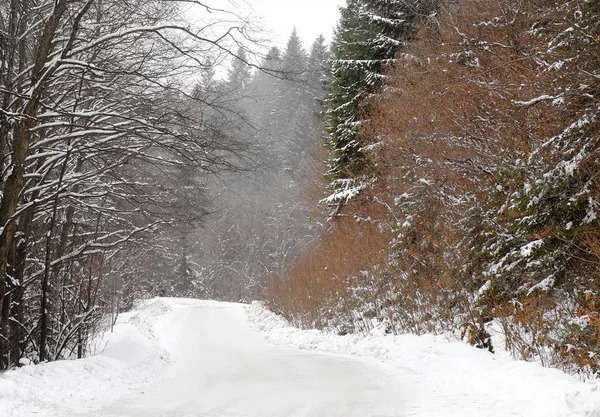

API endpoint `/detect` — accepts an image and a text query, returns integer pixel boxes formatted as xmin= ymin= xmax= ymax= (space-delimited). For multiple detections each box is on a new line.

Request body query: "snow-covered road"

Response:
xmin=1 ymin=298 xmax=599 ymax=417
xmin=92 ymin=301 xmax=412 ymax=417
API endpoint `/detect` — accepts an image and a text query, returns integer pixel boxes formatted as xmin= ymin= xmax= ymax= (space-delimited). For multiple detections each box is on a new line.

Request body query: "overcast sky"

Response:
xmin=247 ymin=0 xmax=345 ymax=48
xmin=186 ymin=1 xmax=345 ymax=78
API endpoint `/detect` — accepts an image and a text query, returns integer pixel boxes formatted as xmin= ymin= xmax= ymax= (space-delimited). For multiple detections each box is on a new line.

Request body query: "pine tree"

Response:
xmin=255 ymin=30 xmax=310 ymax=172
xmin=227 ymin=47 xmax=252 ymax=92
xmin=281 ymin=28 xmax=307 ymax=75
xmin=307 ymin=35 xmax=330 ymax=106
xmin=245 ymin=47 xmax=281 ymax=124
xmin=277 ymin=29 xmax=310 ymax=169
xmin=324 ymin=0 xmax=423 ymax=205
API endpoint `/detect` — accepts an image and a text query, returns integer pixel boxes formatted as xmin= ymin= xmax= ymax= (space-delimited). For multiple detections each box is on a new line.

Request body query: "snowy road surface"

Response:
xmin=1 ymin=298 xmax=599 ymax=417
xmin=86 ymin=301 xmax=407 ymax=417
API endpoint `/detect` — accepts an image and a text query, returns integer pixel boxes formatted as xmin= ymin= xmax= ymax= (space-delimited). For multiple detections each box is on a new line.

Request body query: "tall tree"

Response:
xmin=227 ymin=47 xmax=252 ymax=93
xmin=271 ymin=29 xmax=310 ymax=170
xmin=324 ymin=0 xmax=424 ymax=207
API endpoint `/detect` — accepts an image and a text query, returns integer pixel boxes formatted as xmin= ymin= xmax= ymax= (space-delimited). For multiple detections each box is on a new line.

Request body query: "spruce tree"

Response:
xmin=278 ymin=29 xmax=310 ymax=169
xmin=227 ymin=47 xmax=252 ymax=92
xmin=324 ymin=0 xmax=423 ymax=205
xmin=307 ymin=35 xmax=330 ymax=106
xmin=255 ymin=30 xmax=310 ymax=172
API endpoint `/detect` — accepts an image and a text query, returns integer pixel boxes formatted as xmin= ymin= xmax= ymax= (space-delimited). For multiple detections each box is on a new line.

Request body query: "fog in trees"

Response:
xmin=191 ymin=30 xmax=331 ymax=302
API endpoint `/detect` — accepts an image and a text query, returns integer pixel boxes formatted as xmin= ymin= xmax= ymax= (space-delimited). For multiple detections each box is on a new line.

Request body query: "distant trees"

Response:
xmin=194 ymin=30 xmax=330 ymax=301
xmin=227 ymin=47 xmax=253 ymax=94
xmin=0 ymin=0 xmax=256 ymax=369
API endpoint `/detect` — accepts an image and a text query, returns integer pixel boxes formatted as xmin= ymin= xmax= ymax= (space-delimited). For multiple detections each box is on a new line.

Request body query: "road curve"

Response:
xmin=87 ymin=300 xmax=410 ymax=417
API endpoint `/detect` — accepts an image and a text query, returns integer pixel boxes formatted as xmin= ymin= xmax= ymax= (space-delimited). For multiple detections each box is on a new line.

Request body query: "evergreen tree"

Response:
xmin=252 ymin=47 xmax=282 ymax=96
xmin=275 ymin=29 xmax=310 ymax=170
xmin=324 ymin=0 xmax=424 ymax=205
xmin=280 ymin=28 xmax=308 ymax=77
xmin=307 ymin=35 xmax=330 ymax=108
xmin=227 ymin=47 xmax=252 ymax=92
xmin=194 ymin=33 xmax=328 ymax=302
xmin=244 ymin=47 xmax=282 ymax=128
xmin=252 ymin=30 xmax=310 ymax=172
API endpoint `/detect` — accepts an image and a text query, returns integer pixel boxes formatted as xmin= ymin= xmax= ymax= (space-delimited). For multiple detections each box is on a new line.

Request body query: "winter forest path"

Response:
xmin=81 ymin=300 xmax=410 ymax=417
xmin=2 ymin=299 xmax=598 ymax=417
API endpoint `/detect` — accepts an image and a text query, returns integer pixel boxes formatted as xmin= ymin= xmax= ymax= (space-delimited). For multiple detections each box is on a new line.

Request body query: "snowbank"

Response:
xmin=246 ymin=301 xmax=600 ymax=417
xmin=0 ymin=298 xmax=172 ymax=417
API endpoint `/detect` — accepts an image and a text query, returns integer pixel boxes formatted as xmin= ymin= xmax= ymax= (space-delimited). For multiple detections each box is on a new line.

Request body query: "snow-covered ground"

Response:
xmin=1 ymin=298 xmax=599 ymax=417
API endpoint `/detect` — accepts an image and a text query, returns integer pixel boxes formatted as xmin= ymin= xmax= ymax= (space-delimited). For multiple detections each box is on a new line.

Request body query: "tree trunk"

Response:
xmin=39 ymin=146 xmax=72 ymax=362
xmin=0 ymin=0 xmax=68 ymax=366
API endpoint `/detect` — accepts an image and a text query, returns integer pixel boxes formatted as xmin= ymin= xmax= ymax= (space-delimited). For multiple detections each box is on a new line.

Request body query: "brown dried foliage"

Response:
xmin=362 ymin=0 xmax=600 ymax=373
xmin=265 ymin=197 xmax=387 ymax=331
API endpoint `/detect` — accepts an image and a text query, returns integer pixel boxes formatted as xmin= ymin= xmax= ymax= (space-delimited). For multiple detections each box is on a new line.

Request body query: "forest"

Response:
xmin=0 ymin=0 xmax=599 ymax=381
xmin=266 ymin=0 xmax=600 ymax=379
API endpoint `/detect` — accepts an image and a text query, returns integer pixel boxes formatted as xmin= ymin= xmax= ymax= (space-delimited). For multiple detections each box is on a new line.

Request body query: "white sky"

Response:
xmin=185 ymin=1 xmax=346 ymax=78
xmin=246 ymin=0 xmax=346 ymax=48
